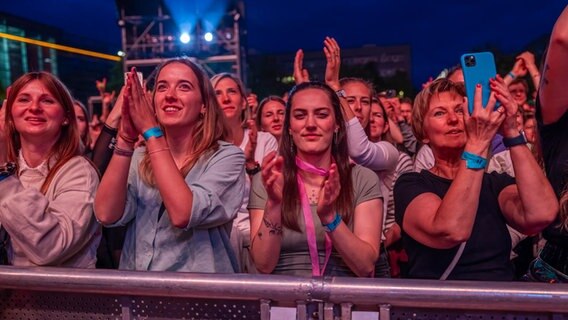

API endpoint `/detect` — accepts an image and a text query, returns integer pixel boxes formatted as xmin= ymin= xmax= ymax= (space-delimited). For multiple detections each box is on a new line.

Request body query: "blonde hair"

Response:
xmin=139 ymin=58 xmax=228 ymax=186
xmin=5 ymin=72 xmax=81 ymax=194
xmin=210 ymin=73 xmax=250 ymax=125
xmin=411 ymin=78 xmax=465 ymax=142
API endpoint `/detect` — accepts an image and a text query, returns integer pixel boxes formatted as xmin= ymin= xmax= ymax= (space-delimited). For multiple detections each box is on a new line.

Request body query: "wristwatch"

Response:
xmin=335 ymin=89 xmax=347 ymax=99
xmin=245 ymin=162 xmax=261 ymax=176
xmin=503 ymin=131 xmax=527 ymax=148
xmin=0 ymin=162 xmax=17 ymax=182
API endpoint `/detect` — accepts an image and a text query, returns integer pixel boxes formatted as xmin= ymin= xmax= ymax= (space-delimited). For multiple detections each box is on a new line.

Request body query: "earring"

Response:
xmin=62 ymin=120 xmax=69 ymax=126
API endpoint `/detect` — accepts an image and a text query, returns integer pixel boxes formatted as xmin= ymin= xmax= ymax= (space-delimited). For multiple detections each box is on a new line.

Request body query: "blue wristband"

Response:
xmin=142 ymin=127 xmax=164 ymax=141
xmin=461 ymin=151 xmax=487 ymax=170
xmin=322 ymin=213 xmax=342 ymax=233
xmin=508 ymin=71 xmax=516 ymax=79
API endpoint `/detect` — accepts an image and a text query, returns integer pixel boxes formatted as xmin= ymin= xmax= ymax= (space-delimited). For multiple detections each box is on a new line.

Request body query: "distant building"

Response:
xmin=0 ymin=12 xmax=118 ymax=102
xmin=247 ymin=44 xmax=412 ymax=98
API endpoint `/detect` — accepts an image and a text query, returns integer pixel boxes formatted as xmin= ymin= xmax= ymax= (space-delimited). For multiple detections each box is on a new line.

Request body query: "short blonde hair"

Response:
xmin=411 ymin=78 xmax=465 ymax=142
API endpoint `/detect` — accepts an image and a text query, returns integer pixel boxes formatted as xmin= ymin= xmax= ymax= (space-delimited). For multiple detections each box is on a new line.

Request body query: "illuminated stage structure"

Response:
xmin=115 ymin=0 xmax=247 ymax=81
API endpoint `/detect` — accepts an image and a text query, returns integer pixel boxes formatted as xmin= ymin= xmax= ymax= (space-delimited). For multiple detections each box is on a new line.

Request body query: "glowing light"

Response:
xmin=0 ymin=32 xmax=121 ymax=61
xmin=180 ymin=32 xmax=191 ymax=44
xmin=117 ymin=50 xmax=125 ymax=57
xmin=204 ymin=32 xmax=213 ymax=42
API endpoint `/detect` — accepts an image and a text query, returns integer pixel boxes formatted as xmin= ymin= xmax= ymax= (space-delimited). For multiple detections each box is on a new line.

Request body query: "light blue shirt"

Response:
xmin=108 ymin=141 xmax=245 ymax=273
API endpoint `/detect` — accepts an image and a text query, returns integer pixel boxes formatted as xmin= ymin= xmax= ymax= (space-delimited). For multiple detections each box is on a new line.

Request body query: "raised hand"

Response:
xmin=464 ymin=82 xmax=506 ymax=151
xmin=323 ymin=36 xmax=341 ymax=91
xmin=261 ymin=151 xmax=285 ymax=204
xmin=511 ymin=58 xmax=528 ymax=78
xmin=422 ymin=76 xmax=434 ymax=89
xmin=317 ymin=163 xmax=341 ymax=224
xmin=120 ymin=84 xmax=138 ymax=141
xmin=517 ymin=51 xmax=536 ymax=70
xmin=490 ymin=75 xmax=520 ymax=136
xmin=293 ymin=49 xmax=310 ymax=85
xmin=95 ymin=78 xmax=107 ymax=96
xmin=105 ymin=86 xmax=125 ymax=129
xmin=125 ymin=67 xmax=158 ymax=134
xmin=246 ymin=93 xmax=259 ymax=116
xmin=244 ymin=119 xmax=258 ymax=165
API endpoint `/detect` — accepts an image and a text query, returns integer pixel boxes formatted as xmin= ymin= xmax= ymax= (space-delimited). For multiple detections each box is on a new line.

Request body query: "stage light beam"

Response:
xmin=180 ymin=32 xmax=191 ymax=44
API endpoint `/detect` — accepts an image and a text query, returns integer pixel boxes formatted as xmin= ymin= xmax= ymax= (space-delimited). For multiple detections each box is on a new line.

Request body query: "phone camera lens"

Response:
xmin=465 ymin=55 xmax=476 ymax=67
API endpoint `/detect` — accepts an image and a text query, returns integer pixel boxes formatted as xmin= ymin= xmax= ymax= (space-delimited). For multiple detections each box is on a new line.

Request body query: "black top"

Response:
xmin=394 ymin=170 xmax=515 ymax=281
xmin=536 ymin=98 xmax=568 ymax=246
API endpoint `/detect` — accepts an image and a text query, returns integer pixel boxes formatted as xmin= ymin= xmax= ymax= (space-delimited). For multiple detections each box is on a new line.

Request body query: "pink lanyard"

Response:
xmin=295 ymin=156 xmax=333 ymax=276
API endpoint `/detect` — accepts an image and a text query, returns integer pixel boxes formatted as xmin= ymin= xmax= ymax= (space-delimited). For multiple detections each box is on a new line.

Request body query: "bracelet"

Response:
xmin=119 ymin=132 xmax=137 ymax=144
xmin=507 ymin=71 xmax=516 ymax=80
xmin=322 ymin=212 xmax=342 ymax=233
xmin=142 ymin=127 xmax=164 ymax=141
xmin=114 ymin=145 xmax=134 ymax=157
xmin=148 ymin=147 xmax=170 ymax=155
xmin=245 ymin=162 xmax=261 ymax=175
xmin=461 ymin=151 xmax=487 ymax=170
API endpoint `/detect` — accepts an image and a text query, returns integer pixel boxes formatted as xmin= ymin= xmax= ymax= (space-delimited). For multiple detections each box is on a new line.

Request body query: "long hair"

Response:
xmin=255 ymin=95 xmax=286 ymax=129
xmin=280 ymin=82 xmax=354 ymax=232
xmin=5 ymin=72 xmax=81 ymax=194
xmin=210 ymin=73 xmax=249 ymax=126
xmin=73 ymin=99 xmax=91 ymax=150
xmin=139 ymin=58 xmax=228 ymax=186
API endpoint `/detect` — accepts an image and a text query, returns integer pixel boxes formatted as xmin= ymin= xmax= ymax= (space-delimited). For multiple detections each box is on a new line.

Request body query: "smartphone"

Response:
xmin=460 ymin=52 xmax=498 ymax=114
xmin=124 ymin=72 xmax=143 ymax=86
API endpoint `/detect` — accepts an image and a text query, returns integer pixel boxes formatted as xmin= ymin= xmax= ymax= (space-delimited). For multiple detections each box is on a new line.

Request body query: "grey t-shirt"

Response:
xmin=249 ymin=164 xmax=382 ymax=277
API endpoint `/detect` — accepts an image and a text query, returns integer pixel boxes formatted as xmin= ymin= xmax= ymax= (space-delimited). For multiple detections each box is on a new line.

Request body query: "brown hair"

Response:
xmin=139 ymin=58 xmax=228 ymax=186
xmin=411 ymin=78 xmax=465 ymax=142
xmin=255 ymin=95 xmax=286 ymax=129
xmin=5 ymin=72 xmax=81 ymax=194
xmin=280 ymin=82 xmax=354 ymax=232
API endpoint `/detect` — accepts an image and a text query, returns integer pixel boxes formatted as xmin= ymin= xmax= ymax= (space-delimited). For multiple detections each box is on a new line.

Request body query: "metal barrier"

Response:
xmin=0 ymin=266 xmax=566 ymax=319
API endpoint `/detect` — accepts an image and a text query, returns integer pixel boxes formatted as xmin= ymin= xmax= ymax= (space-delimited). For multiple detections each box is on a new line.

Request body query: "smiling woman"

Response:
xmin=0 ymin=71 xmax=100 ymax=267
xmin=210 ymin=73 xmax=278 ymax=273
xmin=248 ymin=81 xmax=383 ymax=278
xmin=394 ymin=78 xmax=558 ymax=281
xmin=94 ymin=58 xmax=246 ymax=273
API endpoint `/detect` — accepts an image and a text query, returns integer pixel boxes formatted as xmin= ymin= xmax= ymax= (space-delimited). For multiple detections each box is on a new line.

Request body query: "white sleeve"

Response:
xmin=346 ymin=117 xmax=398 ymax=172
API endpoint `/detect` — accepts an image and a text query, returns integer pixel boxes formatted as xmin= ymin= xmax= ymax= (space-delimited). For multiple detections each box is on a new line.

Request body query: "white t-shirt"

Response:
xmin=235 ymin=130 xmax=278 ymax=243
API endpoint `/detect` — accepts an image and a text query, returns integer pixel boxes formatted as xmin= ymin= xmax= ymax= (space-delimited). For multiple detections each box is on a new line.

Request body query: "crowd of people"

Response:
xmin=0 ymin=5 xmax=567 ymax=285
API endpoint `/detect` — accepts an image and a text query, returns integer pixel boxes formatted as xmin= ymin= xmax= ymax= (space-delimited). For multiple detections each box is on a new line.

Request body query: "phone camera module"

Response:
xmin=465 ymin=55 xmax=476 ymax=67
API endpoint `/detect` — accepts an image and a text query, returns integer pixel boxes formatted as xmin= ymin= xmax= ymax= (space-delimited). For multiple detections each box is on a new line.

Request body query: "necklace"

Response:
xmin=308 ymin=188 xmax=319 ymax=205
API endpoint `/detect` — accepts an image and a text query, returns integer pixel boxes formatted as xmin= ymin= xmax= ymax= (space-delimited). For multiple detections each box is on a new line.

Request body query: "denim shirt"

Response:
xmin=108 ymin=141 xmax=245 ymax=273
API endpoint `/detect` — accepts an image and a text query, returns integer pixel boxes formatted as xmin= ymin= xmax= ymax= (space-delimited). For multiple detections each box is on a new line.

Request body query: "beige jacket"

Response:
xmin=0 ymin=154 xmax=101 ymax=267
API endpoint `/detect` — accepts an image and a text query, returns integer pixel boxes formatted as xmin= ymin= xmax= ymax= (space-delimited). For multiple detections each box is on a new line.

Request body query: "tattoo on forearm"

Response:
xmin=262 ymin=217 xmax=283 ymax=236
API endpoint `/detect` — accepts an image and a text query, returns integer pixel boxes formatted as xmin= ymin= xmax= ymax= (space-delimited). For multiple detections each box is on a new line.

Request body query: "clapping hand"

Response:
xmin=261 ymin=151 xmax=285 ymax=204
xmin=293 ymin=49 xmax=310 ymax=84
xmin=323 ymin=36 xmax=341 ymax=91
xmin=317 ymin=163 xmax=341 ymax=225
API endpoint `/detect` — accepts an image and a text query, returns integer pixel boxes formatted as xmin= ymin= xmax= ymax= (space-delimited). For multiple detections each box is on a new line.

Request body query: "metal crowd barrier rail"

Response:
xmin=0 ymin=266 xmax=566 ymax=319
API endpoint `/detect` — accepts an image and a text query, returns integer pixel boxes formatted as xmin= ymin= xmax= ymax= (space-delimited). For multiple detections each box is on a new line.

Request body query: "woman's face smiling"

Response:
xmin=12 ymin=80 xmax=67 ymax=143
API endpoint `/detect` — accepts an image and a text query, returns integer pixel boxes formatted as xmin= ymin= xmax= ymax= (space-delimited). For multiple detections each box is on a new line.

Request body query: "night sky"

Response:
xmin=2 ymin=1 xmax=566 ymax=89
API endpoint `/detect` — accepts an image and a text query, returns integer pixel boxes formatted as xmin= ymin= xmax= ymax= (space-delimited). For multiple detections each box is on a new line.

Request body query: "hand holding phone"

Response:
xmin=460 ymin=52 xmax=499 ymax=114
